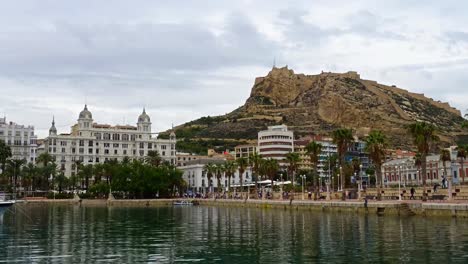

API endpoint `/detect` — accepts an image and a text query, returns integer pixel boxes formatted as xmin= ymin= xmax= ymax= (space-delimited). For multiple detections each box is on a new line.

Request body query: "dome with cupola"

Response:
xmin=138 ymin=108 xmax=151 ymax=123
xmin=49 ymin=117 xmax=57 ymax=135
xmin=79 ymin=104 xmax=93 ymax=119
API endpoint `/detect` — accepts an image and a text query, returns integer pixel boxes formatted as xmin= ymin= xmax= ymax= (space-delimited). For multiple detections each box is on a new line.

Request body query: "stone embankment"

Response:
xmin=21 ymin=198 xmax=468 ymax=217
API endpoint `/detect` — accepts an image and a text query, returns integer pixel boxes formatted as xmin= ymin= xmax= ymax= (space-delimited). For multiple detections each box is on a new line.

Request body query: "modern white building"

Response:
xmin=294 ymin=137 xmax=337 ymax=177
xmin=180 ymin=158 xmax=253 ymax=194
xmin=45 ymin=105 xmax=176 ymax=177
xmin=0 ymin=116 xmax=38 ymax=163
xmin=258 ymin=125 xmax=294 ymax=166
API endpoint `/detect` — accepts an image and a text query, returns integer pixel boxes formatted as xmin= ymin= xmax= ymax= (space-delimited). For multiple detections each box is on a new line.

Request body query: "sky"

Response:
xmin=1 ymin=0 xmax=468 ymax=138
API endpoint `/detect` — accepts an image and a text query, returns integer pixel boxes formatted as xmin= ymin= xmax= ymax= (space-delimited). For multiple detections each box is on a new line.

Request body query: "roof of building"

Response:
xmin=79 ymin=105 xmax=93 ymax=119
xmin=138 ymin=108 xmax=150 ymax=123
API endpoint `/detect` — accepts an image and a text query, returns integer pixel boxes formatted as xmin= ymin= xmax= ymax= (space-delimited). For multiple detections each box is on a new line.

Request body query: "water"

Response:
xmin=1 ymin=204 xmax=468 ymax=263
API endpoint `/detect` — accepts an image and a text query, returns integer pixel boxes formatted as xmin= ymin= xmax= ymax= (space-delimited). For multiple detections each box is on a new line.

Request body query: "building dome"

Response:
xmin=138 ymin=108 xmax=151 ymax=123
xmin=79 ymin=105 xmax=92 ymax=119
xmin=49 ymin=117 xmax=57 ymax=135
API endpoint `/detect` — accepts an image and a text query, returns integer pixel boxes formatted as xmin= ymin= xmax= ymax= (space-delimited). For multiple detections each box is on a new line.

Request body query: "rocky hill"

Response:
xmin=169 ymin=67 xmax=467 ymax=148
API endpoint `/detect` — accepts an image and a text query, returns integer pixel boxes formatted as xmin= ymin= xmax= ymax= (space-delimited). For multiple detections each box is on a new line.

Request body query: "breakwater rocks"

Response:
xmin=21 ymin=198 xmax=468 ymax=217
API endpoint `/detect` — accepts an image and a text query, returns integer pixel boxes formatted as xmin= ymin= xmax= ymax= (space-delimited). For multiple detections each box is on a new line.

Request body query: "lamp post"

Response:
xmin=339 ymin=166 xmax=343 ymax=191
xmin=301 ymin=174 xmax=306 ymax=200
xmin=396 ymin=165 xmax=402 ymax=201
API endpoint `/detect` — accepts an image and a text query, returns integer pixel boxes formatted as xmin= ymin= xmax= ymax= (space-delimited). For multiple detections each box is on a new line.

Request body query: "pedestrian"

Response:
xmin=410 ymin=187 xmax=415 ymax=200
xmin=308 ymin=191 xmax=312 ymax=200
xmin=433 ymin=184 xmax=437 ymax=193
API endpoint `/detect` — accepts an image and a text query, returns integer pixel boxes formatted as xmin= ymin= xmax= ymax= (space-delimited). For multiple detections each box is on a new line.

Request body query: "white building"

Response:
xmin=0 ymin=116 xmax=38 ymax=163
xmin=294 ymin=137 xmax=337 ymax=177
xmin=258 ymin=125 xmax=294 ymax=166
xmin=45 ymin=105 xmax=176 ymax=177
xmin=382 ymin=147 xmax=468 ymax=187
xmin=180 ymin=158 xmax=253 ymax=194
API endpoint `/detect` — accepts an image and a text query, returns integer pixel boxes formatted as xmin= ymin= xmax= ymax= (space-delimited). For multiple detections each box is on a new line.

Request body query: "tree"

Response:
xmin=407 ymin=122 xmax=439 ymax=197
xmin=0 ymin=140 xmax=12 ymax=175
xmin=145 ymin=150 xmax=162 ymax=167
xmin=223 ymin=160 xmax=237 ymax=194
xmin=440 ymin=148 xmax=451 ymax=182
xmin=332 ymin=128 xmax=354 ymax=194
xmin=285 ymin=152 xmax=301 ymax=188
xmin=203 ymin=163 xmax=216 ymax=195
xmin=248 ymin=152 xmax=262 ymax=194
xmin=457 ymin=145 xmax=467 ymax=184
xmin=364 ymin=130 xmax=388 ymax=191
xmin=263 ymin=158 xmax=279 ymax=193
xmin=22 ymin=163 xmax=37 ymax=191
xmin=78 ymin=164 xmax=94 ymax=190
xmin=414 ymin=152 xmax=422 ymax=184
xmin=5 ymin=159 xmax=26 ymax=193
xmin=36 ymin=152 xmax=54 ymax=167
xmin=305 ymin=141 xmax=323 ymax=198
xmin=215 ymin=164 xmax=225 ymax=193
xmin=236 ymin=157 xmax=248 ymax=197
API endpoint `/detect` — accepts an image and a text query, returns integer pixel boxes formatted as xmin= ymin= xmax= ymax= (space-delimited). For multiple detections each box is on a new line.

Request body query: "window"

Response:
xmin=96 ymin=149 xmax=99 ymax=154
xmin=131 ymin=134 xmax=136 ymax=141
xmin=122 ymin=144 xmax=128 ymax=148
xmin=61 ymin=148 xmax=65 ymax=153
xmin=104 ymin=133 xmax=110 ymax=140
xmin=88 ymin=148 xmax=93 ymax=154
xmin=148 ymin=143 xmax=152 ymax=149
xmin=113 ymin=143 xmax=119 ymax=148
xmin=122 ymin=134 xmax=129 ymax=141
xmin=79 ymin=148 xmax=84 ymax=154
xmin=79 ymin=156 xmax=84 ymax=162
xmin=104 ymin=149 xmax=109 ymax=154
xmin=60 ymin=141 xmax=67 ymax=146
xmin=162 ymin=151 xmax=165 ymax=156
xmin=112 ymin=134 xmax=120 ymax=141
xmin=53 ymin=147 xmax=56 ymax=152
xmin=96 ymin=157 xmax=100 ymax=163
xmin=72 ymin=148 xmax=76 ymax=154
xmin=139 ymin=142 xmax=144 ymax=148
xmin=15 ymin=131 xmax=20 ymax=137
xmin=8 ymin=131 xmax=12 ymax=136
xmin=114 ymin=150 xmax=118 ymax=155
xmin=139 ymin=150 xmax=144 ymax=156
xmin=79 ymin=140 xmax=84 ymax=146
xmin=161 ymin=145 xmax=167 ymax=150
xmin=123 ymin=150 xmax=127 ymax=155
xmin=104 ymin=143 xmax=110 ymax=148
xmin=88 ymin=140 xmax=93 ymax=147
xmin=95 ymin=133 xmax=102 ymax=140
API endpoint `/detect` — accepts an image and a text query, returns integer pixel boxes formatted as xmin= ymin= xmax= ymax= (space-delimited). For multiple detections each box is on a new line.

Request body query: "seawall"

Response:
xmin=21 ymin=198 xmax=468 ymax=217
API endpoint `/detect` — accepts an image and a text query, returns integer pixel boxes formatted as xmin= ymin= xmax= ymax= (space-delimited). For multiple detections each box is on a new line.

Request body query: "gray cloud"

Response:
xmin=0 ymin=0 xmax=467 ymax=137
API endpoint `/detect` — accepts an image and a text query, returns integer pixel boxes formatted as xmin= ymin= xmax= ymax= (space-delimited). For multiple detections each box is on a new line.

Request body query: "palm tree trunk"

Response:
xmin=461 ymin=158 xmax=465 ymax=184
xmin=421 ymin=155 xmax=427 ymax=201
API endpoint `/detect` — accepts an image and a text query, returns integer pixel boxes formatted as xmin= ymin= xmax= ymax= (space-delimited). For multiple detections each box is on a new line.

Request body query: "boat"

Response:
xmin=0 ymin=200 xmax=15 ymax=208
xmin=0 ymin=192 xmax=15 ymax=208
xmin=173 ymin=200 xmax=197 ymax=206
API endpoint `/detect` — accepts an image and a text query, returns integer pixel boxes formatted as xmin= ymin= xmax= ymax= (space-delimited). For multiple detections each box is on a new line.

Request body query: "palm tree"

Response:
xmin=203 ymin=163 xmax=216 ymax=195
xmin=0 ymin=139 xmax=12 ymax=175
xmin=6 ymin=159 xmax=26 ymax=193
xmin=236 ymin=157 xmax=249 ymax=197
xmin=78 ymin=164 xmax=94 ymax=190
xmin=332 ymin=128 xmax=354 ymax=195
xmin=145 ymin=150 xmax=162 ymax=167
xmin=223 ymin=160 xmax=237 ymax=194
xmin=263 ymin=158 xmax=279 ymax=194
xmin=414 ymin=152 xmax=422 ymax=184
xmin=457 ymin=145 xmax=466 ymax=184
xmin=215 ymin=164 xmax=225 ymax=193
xmin=305 ymin=141 xmax=323 ymax=198
xmin=440 ymin=148 xmax=451 ymax=183
xmin=285 ymin=152 xmax=301 ymax=188
xmin=36 ymin=152 xmax=54 ymax=167
xmin=364 ymin=130 xmax=388 ymax=193
xmin=248 ymin=152 xmax=262 ymax=195
xmin=407 ymin=121 xmax=439 ymax=198
xmin=22 ymin=163 xmax=37 ymax=191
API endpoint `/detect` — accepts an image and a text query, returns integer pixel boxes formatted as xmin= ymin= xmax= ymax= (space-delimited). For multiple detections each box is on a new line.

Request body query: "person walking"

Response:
xmin=410 ymin=187 xmax=415 ymax=200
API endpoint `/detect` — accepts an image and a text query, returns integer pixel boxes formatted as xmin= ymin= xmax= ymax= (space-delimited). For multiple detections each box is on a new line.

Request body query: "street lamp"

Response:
xmin=339 ymin=166 xmax=343 ymax=192
xmin=395 ymin=165 xmax=402 ymax=201
xmin=301 ymin=174 xmax=306 ymax=200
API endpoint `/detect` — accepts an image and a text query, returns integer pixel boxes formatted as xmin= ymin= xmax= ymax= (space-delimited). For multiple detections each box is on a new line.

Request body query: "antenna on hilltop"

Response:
xmin=273 ymin=57 xmax=276 ymax=68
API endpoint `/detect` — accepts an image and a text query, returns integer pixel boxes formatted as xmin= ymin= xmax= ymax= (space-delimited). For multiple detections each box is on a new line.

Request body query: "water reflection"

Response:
xmin=0 ymin=205 xmax=467 ymax=263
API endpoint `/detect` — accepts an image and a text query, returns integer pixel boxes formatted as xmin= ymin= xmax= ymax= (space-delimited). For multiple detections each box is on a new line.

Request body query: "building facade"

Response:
xmin=234 ymin=144 xmax=258 ymax=159
xmin=180 ymin=158 xmax=253 ymax=194
xmin=382 ymin=148 xmax=468 ymax=187
xmin=258 ymin=125 xmax=294 ymax=166
xmin=0 ymin=117 xmax=38 ymax=163
xmin=45 ymin=105 xmax=176 ymax=177
xmin=294 ymin=136 xmax=337 ymax=177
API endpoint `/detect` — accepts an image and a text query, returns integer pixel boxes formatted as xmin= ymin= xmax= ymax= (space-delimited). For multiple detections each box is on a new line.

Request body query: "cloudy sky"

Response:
xmin=1 ymin=0 xmax=468 ymax=137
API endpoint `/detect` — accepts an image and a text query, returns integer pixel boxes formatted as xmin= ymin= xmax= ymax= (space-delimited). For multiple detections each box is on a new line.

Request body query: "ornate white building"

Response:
xmin=45 ymin=105 xmax=176 ymax=177
xmin=0 ymin=116 xmax=38 ymax=163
